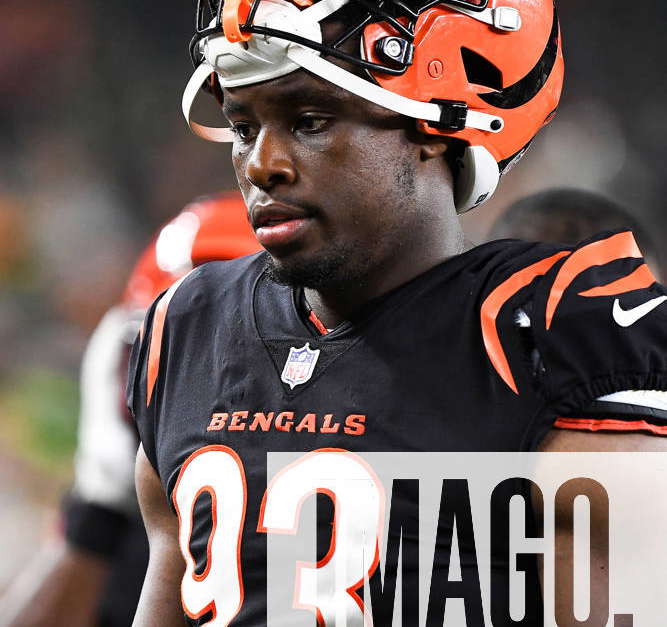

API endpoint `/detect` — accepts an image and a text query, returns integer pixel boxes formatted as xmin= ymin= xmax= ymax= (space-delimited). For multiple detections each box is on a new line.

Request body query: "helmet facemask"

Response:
xmin=190 ymin=0 xmax=493 ymax=76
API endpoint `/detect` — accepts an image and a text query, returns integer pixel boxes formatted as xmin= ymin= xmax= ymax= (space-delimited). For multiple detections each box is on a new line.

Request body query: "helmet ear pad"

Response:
xmin=455 ymin=145 xmax=500 ymax=213
xmin=402 ymin=122 xmax=498 ymax=214
xmin=427 ymin=135 xmax=498 ymax=214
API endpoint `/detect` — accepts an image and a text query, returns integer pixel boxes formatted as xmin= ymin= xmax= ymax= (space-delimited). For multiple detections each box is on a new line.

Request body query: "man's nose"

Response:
xmin=244 ymin=128 xmax=297 ymax=191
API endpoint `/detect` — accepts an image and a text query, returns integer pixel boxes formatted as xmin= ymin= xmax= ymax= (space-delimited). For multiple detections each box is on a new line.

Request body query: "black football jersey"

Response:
xmin=128 ymin=231 xmax=667 ymax=626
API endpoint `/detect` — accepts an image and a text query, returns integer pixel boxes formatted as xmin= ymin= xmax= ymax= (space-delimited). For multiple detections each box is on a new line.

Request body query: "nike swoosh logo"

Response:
xmin=612 ymin=296 xmax=667 ymax=327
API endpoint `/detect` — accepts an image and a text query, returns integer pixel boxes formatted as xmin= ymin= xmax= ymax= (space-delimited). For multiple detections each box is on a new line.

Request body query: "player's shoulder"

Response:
xmin=158 ymin=250 xmax=266 ymax=317
xmin=480 ymin=229 xmax=667 ymax=414
xmin=127 ymin=251 xmax=265 ymax=414
xmin=530 ymin=230 xmax=667 ymax=409
xmin=477 ymin=228 xmax=663 ymax=323
xmin=414 ymin=237 xmax=566 ymax=309
xmin=467 ymin=236 xmax=569 ymax=291
xmin=522 ymin=229 xmax=665 ymax=334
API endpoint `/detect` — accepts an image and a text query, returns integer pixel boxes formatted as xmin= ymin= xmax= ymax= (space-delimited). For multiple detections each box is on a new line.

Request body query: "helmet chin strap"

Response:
xmin=285 ymin=46 xmax=503 ymax=133
xmin=182 ymin=62 xmax=236 ymax=142
xmin=182 ymin=46 xmax=504 ymax=142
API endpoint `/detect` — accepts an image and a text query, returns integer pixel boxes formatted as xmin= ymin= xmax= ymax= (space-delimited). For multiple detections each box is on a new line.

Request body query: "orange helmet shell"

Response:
xmin=186 ymin=0 xmax=564 ymax=210
xmin=123 ymin=192 xmax=260 ymax=310
xmin=363 ymin=0 xmax=564 ymax=164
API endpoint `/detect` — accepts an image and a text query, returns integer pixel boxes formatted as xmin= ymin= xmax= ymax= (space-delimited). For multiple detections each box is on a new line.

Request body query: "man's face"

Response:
xmin=223 ymin=70 xmax=434 ymax=290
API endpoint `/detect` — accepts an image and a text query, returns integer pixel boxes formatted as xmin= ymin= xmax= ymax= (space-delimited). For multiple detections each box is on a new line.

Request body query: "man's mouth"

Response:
xmin=251 ymin=203 xmax=313 ymax=249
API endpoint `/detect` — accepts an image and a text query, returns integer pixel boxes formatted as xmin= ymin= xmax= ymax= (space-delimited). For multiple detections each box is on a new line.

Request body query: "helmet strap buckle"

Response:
xmin=429 ymin=99 xmax=469 ymax=132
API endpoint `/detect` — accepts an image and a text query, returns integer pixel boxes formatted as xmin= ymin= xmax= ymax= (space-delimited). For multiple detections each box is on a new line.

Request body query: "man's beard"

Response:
xmin=264 ymin=242 xmax=371 ymax=292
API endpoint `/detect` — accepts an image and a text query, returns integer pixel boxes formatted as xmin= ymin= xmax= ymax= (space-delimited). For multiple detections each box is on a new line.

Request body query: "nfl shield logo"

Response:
xmin=281 ymin=343 xmax=321 ymax=389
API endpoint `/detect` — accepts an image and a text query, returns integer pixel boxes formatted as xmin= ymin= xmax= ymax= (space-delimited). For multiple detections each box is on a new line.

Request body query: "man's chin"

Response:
xmin=264 ymin=246 xmax=356 ymax=290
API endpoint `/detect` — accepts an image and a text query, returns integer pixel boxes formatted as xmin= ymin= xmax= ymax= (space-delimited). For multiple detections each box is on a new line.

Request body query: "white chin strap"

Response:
xmin=182 ymin=0 xmax=504 ymax=211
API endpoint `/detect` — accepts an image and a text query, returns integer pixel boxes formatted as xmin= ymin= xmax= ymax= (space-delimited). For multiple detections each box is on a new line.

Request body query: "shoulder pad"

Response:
xmin=532 ymin=231 xmax=667 ymax=413
xmin=482 ymin=231 xmax=667 ymax=414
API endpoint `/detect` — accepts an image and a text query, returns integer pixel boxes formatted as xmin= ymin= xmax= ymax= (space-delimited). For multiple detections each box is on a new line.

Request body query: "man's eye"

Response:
xmin=294 ymin=115 xmax=332 ymax=134
xmin=232 ymin=123 xmax=255 ymax=141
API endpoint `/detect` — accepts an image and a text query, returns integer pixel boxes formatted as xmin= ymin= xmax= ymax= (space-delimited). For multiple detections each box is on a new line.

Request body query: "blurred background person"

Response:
xmin=0 ymin=193 xmax=259 ymax=627
xmin=488 ymin=187 xmax=663 ymax=280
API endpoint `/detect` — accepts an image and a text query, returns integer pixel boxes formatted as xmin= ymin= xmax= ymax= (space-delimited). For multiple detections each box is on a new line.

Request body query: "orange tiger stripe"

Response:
xmin=146 ymin=275 xmax=189 ymax=407
xmin=481 ymin=251 xmax=569 ymax=394
xmin=578 ymin=263 xmax=656 ymax=298
xmin=545 ymin=232 xmax=642 ymax=329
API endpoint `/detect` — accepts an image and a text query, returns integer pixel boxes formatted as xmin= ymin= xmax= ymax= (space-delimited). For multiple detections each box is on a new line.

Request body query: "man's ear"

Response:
xmin=405 ymin=122 xmax=450 ymax=161
xmin=420 ymin=140 xmax=449 ymax=161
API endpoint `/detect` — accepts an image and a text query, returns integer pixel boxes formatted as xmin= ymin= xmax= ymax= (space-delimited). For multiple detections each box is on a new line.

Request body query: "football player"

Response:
xmin=128 ymin=1 xmax=667 ymax=625
xmin=0 ymin=193 xmax=259 ymax=627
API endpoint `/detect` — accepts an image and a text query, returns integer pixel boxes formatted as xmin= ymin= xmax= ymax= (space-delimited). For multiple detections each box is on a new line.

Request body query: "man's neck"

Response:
xmin=304 ymin=226 xmax=469 ymax=329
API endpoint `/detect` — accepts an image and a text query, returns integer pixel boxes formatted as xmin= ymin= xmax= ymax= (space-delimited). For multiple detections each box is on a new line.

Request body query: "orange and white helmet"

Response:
xmin=183 ymin=0 xmax=563 ymax=212
xmin=123 ymin=192 xmax=260 ymax=310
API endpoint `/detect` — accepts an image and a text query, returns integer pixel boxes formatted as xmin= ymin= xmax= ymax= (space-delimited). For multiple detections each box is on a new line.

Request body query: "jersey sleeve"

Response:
xmin=555 ymin=390 xmax=667 ymax=435
xmin=126 ymin=273 xmax=191 ymax=476
xmin=528 ymin=230 xmax=667 ymax=434
xmin=126 ymin=296 xmax=161 ymax=474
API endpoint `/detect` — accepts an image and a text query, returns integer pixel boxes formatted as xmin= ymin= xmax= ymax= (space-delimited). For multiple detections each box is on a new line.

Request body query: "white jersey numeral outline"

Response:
xmin=173 ymin=445 xmax=247 ymax=625
xmin=258 ymin=448 xmax=385 ymax=626
xmin=173 ymin=447 xmax=385 ymax=626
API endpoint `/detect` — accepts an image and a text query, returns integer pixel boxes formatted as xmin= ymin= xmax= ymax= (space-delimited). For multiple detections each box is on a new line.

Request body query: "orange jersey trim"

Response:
xmin=546 ymin=232 xmax=642 ymax=329
xmin=480 ymin=251 xmax=569 ymax=394
xmin=554 ymin=417 xmax=667 ymax=436
xmin=308 ymin=310 xmax=329 ymax=336
xmin=146 ymin=274 xmax=190 ymax=407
